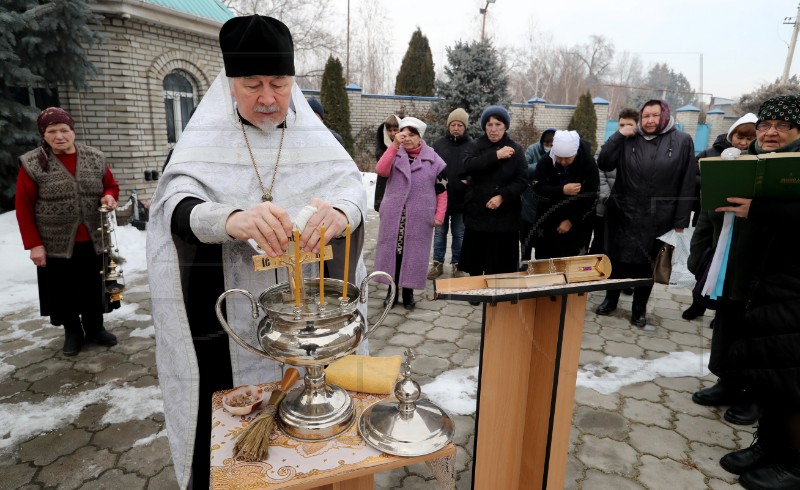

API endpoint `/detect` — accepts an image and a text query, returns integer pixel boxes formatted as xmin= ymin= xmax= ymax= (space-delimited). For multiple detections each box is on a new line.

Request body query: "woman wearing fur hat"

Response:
xmin=373 ymin=117 xmax=447 ymax=309
xmin=458 ymin=105 xmax=527 ymax=277
xmin=694 ymin=94 xmax=800 ymax=490
xmin=596 ymin=99 xmax=696 ymax=328
xmin=15 ymin=107 xmax=120 ymax=357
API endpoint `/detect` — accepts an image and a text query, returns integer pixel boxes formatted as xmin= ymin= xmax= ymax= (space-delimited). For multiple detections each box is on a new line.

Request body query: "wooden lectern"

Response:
xmin=435 ymin=275 xmax=649 ymax=490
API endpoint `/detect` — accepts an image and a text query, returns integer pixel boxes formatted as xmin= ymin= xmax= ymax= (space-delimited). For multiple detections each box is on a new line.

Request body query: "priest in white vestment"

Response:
xmin=146 ymin=15 xmax=367 ymax=489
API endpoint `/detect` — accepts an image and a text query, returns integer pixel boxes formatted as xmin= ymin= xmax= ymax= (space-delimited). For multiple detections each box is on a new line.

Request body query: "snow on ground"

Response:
xmin=424 ymin=351 xmax=711 ymax=417
xmin=0 ymin=383 xmax=163 ymax=450
xmin=130 ymin=326 xmax=156 ymax=338
xmin=425 ymin=367 xmax=480 ymax=416
xmin=577 ymin=351 xmax=711 ymax=395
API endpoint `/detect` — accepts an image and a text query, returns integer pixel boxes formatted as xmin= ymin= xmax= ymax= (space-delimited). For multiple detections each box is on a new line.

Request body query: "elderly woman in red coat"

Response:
xmin=373 ymin=117 xmax=447 ymax=310
xmin=15 ymin=107 xmax=120 ymax=357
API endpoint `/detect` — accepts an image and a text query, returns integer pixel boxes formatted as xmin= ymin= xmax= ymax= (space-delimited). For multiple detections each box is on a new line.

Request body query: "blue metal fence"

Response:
xmin=694 ymin=124 xmax=711 ymax=155
xmin=604 ymin=120 xmax=618 ymax=142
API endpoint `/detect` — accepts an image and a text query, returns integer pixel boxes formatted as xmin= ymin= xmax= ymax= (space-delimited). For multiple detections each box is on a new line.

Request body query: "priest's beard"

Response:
xmin=253 ymin=104 xmax=282 ymax=133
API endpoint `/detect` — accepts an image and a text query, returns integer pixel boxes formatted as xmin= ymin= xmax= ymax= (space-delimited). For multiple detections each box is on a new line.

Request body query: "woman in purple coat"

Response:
xmin=373 ymin=117 xmax=447 ymax=309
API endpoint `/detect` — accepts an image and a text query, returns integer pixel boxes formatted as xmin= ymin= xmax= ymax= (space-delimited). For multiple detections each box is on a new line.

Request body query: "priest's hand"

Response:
xmin=30 ymin=245 xmax=46 ymax=267
xmin=300 ymin=198 xmax=348 ymax=253
xmin=225 ymin=202 xmax=293 ymax=257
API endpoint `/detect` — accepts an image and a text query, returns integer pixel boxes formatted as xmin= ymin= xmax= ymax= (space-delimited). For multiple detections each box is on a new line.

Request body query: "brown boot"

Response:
xmin=427 ymin=261 xmax=443 ymax=280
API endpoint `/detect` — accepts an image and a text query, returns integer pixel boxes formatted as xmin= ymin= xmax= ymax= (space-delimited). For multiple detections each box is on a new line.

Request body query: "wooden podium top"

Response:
xmin=434 ymin=277 xmax=651 ymax=303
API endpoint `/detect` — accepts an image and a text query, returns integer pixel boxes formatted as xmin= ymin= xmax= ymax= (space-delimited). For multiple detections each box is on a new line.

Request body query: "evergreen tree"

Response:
xmin=632 ymin=63 xmax=694 ymax=110
xmin=0 ymin=0 xmax=101 ymax=211
xmin=394 ymin=28 xmax=435 ymax=96
xmin=430 ymin=40 xmax=510 ymax=140
xmin=735 ymin=75 xmax=800 ymax=115
xmin=568 ymin=91 xmax=598 ymax=154
xmin=319 ymin=56 xmax=354 ymax=155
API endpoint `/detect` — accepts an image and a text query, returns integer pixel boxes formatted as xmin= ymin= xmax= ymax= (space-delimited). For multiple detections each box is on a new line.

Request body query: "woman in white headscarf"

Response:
xmin=531 ymin=130 xmax=599 ymax=259
xmin=373 ymin=116 xmax=447 ymax=309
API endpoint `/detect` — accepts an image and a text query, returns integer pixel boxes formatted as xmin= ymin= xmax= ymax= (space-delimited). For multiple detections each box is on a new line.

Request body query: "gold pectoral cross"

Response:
xmin=252 ymin=242 xmax=333 ymax=305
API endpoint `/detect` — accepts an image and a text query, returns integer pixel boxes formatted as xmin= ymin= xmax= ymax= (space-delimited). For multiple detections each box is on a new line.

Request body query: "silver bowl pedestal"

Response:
xmin=216 ymin=272 xmax=395 ymax=441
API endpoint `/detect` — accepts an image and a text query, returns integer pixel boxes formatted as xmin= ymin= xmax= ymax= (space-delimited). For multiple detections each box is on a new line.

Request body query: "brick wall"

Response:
xmin=62 ymin=14 xmax=223 ymax=207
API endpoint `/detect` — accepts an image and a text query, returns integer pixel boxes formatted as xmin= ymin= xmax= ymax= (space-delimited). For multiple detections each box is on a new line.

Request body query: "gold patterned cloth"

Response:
xmin=210 ymin=382 xmax=456 ymax=489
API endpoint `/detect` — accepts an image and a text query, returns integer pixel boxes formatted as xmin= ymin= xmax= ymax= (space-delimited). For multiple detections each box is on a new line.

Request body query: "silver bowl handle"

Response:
xmin=215 ymin=288 xmax=270 ymax=359
xmin=359 ymin=271 xmax=396 ymax=340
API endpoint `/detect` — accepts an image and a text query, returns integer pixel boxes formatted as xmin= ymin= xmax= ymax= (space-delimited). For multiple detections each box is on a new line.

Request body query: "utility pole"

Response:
xmin=479 ymin=0 xmax=496 ymax=42
xmin=346 ymin=0 xmax=350 ymax=83
xmin=782 ymin=3 xmax=800 ymax=84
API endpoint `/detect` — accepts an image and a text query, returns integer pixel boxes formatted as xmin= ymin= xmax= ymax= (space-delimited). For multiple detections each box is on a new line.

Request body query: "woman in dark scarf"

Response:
xmin=595 ymin=99 xmax=696 ymax=328
xmin=458 ymin=106 xmax=527 ymax=278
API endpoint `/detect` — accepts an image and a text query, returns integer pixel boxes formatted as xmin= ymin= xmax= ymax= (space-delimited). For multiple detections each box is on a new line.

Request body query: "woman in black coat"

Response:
xmin=711 ymin=94 xmax=800 ymax=490
xmin=532 ymin=130 xmax=599 ymax=259
xmin=458 ymin=106 xmax=527 ymax=276
xmin=595 ymin=99 xmax=696 ymax=328
xmin=373 ymin=114 xmax=399 ymax=212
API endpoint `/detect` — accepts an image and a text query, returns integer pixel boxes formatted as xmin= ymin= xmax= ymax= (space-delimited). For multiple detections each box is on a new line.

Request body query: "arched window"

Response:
xmin=163 ymin=70 xmax=197 ymax=144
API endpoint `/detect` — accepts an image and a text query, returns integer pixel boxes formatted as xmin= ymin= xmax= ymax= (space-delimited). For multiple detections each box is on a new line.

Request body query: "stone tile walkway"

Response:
xmin=0 ymin=210 xmax=748 ymax=489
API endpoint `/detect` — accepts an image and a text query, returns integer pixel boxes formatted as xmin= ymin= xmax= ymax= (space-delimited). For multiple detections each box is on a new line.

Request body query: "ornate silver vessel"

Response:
xmin=216 ymin=273 xmax=395 ymax=441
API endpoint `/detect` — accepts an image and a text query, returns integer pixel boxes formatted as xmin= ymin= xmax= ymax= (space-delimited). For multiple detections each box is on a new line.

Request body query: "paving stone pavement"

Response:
xmin=0 ymin=210 xmax=751 ymax=489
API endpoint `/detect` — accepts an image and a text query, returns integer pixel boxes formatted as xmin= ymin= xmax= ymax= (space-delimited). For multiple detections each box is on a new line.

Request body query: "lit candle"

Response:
xmin=294 ymin=228 xmax=301 ymax=307
xmin=319 ymin=226 xmax=325 ymax=306
xmin=342 ymin=224 xmax=351 ymax=300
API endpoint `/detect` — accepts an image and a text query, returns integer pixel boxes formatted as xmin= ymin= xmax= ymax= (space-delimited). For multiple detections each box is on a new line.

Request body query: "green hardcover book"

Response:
xmin=699 ymin=152 xmax=800 ymax=211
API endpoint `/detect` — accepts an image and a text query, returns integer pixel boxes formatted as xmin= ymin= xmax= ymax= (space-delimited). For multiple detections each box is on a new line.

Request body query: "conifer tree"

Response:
xmin=394 ymin=28 xmax=435 ymax=96
xmin=430 ymin=40 xmax=510 ymax=140
xmin=320 ymin=56 xmax=354 ymax=155
xmin=0 ymin=0 xmax=101 ymax=211
xmin=568 ymin=91 xmax=598 ymax=154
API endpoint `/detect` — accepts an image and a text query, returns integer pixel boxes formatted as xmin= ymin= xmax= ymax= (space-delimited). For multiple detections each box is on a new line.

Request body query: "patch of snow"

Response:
xmin=423 ymin=366 xmax=479 ymax=416
xmin=0 ymin=383 xmax=163 ymax=450
xmin=129 ymin=326 xmax=155 ymax=338
xmin=133 ymin=429 xmax=167 ymax=447
xmin=577 ymin=351 xmax=711 ymax=395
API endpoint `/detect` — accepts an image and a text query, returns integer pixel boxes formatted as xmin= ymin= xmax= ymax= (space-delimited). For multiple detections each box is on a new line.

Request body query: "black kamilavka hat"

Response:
xmin=219 ymin=15 xmax=295 ymax=77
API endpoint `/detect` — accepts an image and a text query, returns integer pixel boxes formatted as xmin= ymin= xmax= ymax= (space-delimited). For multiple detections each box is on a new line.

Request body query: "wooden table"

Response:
xmin=210 ymin=382 xmax=456 ymax=489
xmin=435 ymin=276 xmax=650 ymax=490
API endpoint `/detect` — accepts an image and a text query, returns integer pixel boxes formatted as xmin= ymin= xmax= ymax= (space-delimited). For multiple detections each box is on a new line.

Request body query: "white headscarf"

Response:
xmin=399 ymin=116 xmax=427 ymax=138
xmin=726 ymin=113 xmax=758 ymax=143
xmin=550 ymin=130 xmax=581 ymax=160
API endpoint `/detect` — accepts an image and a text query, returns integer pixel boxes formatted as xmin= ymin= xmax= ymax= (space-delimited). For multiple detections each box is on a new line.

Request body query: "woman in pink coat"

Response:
xmin=373 ymin=117 xmax=447 ymax=309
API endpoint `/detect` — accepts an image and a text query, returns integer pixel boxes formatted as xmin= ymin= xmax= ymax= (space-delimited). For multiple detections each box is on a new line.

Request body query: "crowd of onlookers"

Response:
xmin=370 ymin=95 xmax=800 ymax=490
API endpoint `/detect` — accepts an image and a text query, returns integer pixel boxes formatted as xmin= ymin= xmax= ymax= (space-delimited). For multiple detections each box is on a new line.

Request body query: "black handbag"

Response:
xmin=691 ymin=247 xmax=718 ymax=310
xmin=653 ymin=241 xmax=674 ymax=285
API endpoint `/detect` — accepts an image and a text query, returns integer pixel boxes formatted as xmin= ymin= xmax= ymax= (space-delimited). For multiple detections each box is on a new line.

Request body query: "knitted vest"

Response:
xmin=19 ymin=143 xmax=106 ymax=258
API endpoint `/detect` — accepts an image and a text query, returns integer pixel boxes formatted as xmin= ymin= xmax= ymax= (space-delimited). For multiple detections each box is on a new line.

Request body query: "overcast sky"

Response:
xmin=333 ymin=0 xmax=800 ymax=103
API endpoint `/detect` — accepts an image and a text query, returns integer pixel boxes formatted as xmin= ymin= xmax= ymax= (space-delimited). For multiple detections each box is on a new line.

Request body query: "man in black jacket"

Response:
xmin=428 ymin=108 xmax=472 ymax=279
